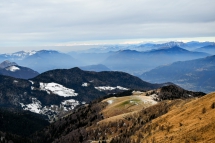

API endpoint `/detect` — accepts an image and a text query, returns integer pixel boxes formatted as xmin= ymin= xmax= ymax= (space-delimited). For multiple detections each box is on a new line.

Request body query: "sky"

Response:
xmin=0 ymin=0 xmax=215 ymax=53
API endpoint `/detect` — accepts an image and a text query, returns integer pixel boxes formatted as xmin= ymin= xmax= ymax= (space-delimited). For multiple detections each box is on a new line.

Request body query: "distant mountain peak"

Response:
xmin=159 ymin=41 xmax=185 ymax=48
xmin=3 ymin=50 xmax=61 ymax=59
xmin=0 ymin=60 xmax=17 ymax=69
xmin=37 ymin=50 xmax=59 ymax=53
xmin=0 ymin=63 xmax=39 ymax=79
xmin=12 ymin=50 xmax=37 ymax=57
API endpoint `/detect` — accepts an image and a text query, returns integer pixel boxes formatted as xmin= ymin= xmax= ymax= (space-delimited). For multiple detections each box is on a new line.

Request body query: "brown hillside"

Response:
xmin=32 ymin=89 xmax=208 ymax=143
xmin=135 ymin=92 xmax=215 ymax=143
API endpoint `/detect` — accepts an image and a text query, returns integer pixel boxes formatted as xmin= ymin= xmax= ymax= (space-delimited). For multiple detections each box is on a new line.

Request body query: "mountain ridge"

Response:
xmin=194 ymin=44 xmax=215 ymax=54
xmin=0 ymin=60 xmax=17 ymax=68
xmin=102 ymin=46 xmax=209 ymax=74
xmin=140 ymin=55 xmax=215 ymax=93
xmin=0 ymin=67 xmax=168 ymax=120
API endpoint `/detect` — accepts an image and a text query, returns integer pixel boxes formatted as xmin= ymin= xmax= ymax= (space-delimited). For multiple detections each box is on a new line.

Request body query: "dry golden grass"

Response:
xmin=139 ymin=92 xmax=215 ymax=143
xmin=86 ymin=91 xmax=214 ymax=143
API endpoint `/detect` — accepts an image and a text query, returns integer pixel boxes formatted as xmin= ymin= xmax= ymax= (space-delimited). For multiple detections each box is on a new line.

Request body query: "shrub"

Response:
xmin=211 ymin=102 xmax=215 ymax=109
xmin=202 ymin=107 xmax=206 ymax=114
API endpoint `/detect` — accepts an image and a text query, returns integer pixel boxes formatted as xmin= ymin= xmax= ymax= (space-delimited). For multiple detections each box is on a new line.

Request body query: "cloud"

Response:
xmin=0 ymin=0 xmax=215 ymax=49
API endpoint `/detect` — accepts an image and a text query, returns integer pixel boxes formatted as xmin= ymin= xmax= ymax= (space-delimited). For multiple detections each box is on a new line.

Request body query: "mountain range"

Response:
xmin=0 ymin=50 xmax=37 ymax=61
xmin=0 ymin=50 xmax=83 ymax=73
xmin=194 ymin=44 xmax=215 ymax=55
xmin=0 ymin=41 xmax=213 ymax=75
xmin=79 ymin=41 xmax=215 ymax=53
xmin=140 ymin=55 xmax=215 ymax=93
xmin=0 ymin=40 xmax=214 ymax=143
xmin=102 ymin=46 xmax=209 ymax=74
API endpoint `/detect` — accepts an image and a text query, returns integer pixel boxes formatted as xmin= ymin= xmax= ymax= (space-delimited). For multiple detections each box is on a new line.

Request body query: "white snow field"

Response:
xmin=6 ymin=66 xmax=20 ymax=72
xmin=39 ymin=82 xmax=78 ymax=97
xmin=95 ymin=86 xmax=129 ymax=91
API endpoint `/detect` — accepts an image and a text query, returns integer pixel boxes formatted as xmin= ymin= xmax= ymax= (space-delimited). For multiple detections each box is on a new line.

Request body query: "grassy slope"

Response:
xmin=32 ymin=89 xmax=209 ymax=143
xmin=100 ymin=93 xmax=157 ymax=123
xmin=136 ymin=92 xmax=215 ymax=143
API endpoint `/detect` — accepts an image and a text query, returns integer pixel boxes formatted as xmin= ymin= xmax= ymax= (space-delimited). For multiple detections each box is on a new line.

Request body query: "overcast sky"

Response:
xmin=0 ymin=0 xmax=215 ymax=52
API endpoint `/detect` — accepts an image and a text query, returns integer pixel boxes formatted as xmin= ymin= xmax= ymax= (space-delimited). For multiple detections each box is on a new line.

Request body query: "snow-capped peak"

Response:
xmin=12 ymin=50 xmax=37 ymax=57
xmin=4 ymin=50 xmax=37 ymax=60
xmin=161 ymin=41 xmax=185 ymax=48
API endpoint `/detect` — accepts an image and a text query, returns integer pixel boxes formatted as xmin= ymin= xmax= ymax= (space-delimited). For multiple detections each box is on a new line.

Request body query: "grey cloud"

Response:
xmin=0 ymin=0 xmax=215 ymax=48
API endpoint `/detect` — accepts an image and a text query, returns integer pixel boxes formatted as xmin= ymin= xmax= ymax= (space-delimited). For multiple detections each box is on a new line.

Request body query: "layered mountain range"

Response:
xmin=75 ymin=41 xmax=214 ymax=53
xmin=0 ymin=50 xmax=83 ymax=73
xmin=0 ymin=41 xmax=214 ymax=92
xmin=0 ymin=41 xmax=214 ymax=143
xmin=194 ymin=44 xmax=215 ymax=55
xmin=140 ymin=55 xmax=215 ymax=93
xmin=1 ymin=41 xmax=214 ymax=75
xmin=102 ymin=46 xmax=209 ymax=74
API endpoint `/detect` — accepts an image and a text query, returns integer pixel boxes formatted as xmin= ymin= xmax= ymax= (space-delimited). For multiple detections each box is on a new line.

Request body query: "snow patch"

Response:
xmin=6 ymin=66 xmax=20 ymax=72
xmin=61 ymin=99 xmax=80 ymax=110
xmin=29 ymin=80 xmax=34 ymax=84
xmin=82 ymin=82 xmax=89 ymax=87
xmin=132 ymin=91 xmax=144 ymax=95
xmin=107 ymin=100 xmax=113 ymax=104
xmin=20 ymin=98 xmax=42 ymax=114
xmin=11 ymin=50 xmax=37 ymax=59
xmin=95 ymin=86 xmax=115 ymax=91
xmin=150 ymin=94 xmax=158 ymax=98
xmin=117 ymin=86 xmax=129 ymax=90
xmin=142 ymin=95 xmax=158 ymax=105
xmin=20 ymin=97 xmax=82 ymax=119
xmin=39 ymin=82 xmax=78 ymax=97
xmin=95 ymin=86 xmax=129 ymax=91
xmin=28 ymin=50 xmax=37 ymax=56
xmin=61 ymin=99 xmax=79 ymax=105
